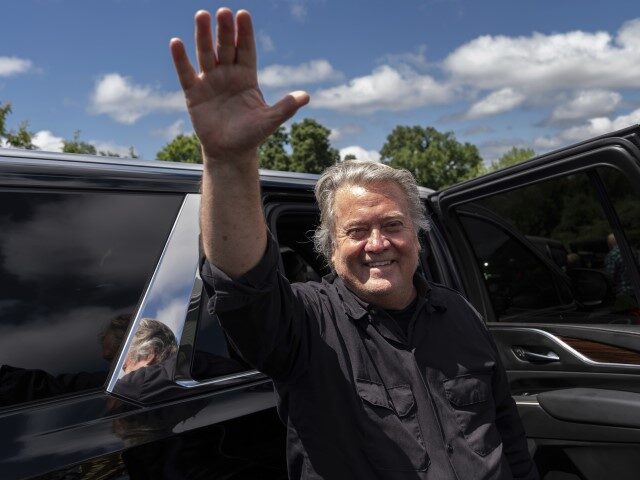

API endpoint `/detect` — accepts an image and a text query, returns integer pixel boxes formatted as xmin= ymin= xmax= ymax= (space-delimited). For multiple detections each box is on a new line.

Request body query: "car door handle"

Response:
xmin=513 ymin=346 xmax=560 ymax=364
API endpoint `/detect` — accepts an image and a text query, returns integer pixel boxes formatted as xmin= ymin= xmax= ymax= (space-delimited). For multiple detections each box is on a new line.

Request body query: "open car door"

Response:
xmin=428 ymin=125 xmax=640 ymax=480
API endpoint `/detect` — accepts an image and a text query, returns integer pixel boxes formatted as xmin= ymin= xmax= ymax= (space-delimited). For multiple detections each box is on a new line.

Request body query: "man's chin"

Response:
xmin=356 ymin=280 xmax=396 ymax=299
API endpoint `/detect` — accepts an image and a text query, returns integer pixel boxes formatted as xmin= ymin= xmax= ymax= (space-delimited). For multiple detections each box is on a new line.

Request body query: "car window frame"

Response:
xmin=430 ymin=141 xmax=640 ymax=323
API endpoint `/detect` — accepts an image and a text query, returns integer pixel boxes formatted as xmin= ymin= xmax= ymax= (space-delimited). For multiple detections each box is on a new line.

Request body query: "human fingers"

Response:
xmin=236 ymin=10 xmax=256 ymax=69
xmin=216 ymin=7 xmax=236 ymax=65
xmin=170 ymin=38 xmax=198 ymax=91
xmin=266 ymin=91 xmax=310 ymax=130
xmin=195 ymin=10 xmax=216 ymax=73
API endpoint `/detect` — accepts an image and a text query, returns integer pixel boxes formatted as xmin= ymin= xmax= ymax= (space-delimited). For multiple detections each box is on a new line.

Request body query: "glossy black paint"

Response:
xmin=1 ymin=380 xmax=282 ymax=479
xmin=0 ymin=151 xmax=294 ymax=479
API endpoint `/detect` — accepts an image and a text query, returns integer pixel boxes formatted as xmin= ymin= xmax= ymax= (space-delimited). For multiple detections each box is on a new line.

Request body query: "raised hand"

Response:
xmin=170 ymin=8 xmax=309 ymax=165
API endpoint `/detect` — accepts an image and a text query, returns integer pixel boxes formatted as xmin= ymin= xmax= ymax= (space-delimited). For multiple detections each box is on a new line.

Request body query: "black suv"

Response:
xmin=2 ymin=126 xmax=640 ymax=479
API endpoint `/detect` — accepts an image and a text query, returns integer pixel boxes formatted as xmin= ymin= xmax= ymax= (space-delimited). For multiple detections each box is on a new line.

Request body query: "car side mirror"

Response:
xmin=567 ymin=268 xmax=613 ymax=307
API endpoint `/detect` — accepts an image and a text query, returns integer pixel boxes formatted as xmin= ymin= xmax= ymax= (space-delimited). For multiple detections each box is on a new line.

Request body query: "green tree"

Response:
xmin=259 ymin=126 xmax=290 ymax=170
xmin=289 ymin=118 xmax=339 ymax=173
xmin=98 ymin=150 xmax=121 ymax=157
xmin=63 ymin=130 xmax=97 ymax=155
xmin=5 ymin=121 xmax=35 ymax=149
xmin=97 ymin=146 xmax=139 ymax=158
xmin=343 ymin=153 xmax=357 ymax=161
xmin=489 ymin=147 xmax=535 ymax=172
xmin=156 ymin=133 xmax=202 ymax=164
xmin=380 ymin=126 xmax=483 ymax=189
xmin=0 ymin=102 xmax=11 ymax=138
xmin=0 ymin=102 xmax=35 ymax=150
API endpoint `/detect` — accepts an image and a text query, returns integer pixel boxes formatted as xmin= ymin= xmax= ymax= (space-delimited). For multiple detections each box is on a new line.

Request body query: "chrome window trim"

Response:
xmin=493 ymin=327 xmax=640 ymax=369
xmin=107 ymin=194 xmax=202 ymax=393
xmin=108 ymin=193 xmax=263 ymax=398
xmin=176 ymin=370 xmax=266 ymax=388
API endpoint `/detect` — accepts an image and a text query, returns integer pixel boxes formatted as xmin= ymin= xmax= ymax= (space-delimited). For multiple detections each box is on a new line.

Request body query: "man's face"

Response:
xmin=331 ymin=181 xmax=420 ymax=309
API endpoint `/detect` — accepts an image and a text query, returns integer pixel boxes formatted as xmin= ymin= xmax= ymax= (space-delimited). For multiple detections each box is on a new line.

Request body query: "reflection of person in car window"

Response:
xmin=113 ymin=318 xmax=181 ymax=402
xmin=121 ymin=318 xmax=178 ymax=374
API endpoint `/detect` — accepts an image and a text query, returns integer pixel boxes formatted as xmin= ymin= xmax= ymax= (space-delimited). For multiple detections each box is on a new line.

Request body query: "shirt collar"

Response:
xmin=323 ymin=271 xmax=445 ymax=322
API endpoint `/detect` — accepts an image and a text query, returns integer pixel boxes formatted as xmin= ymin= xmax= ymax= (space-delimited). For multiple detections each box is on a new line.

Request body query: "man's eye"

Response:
xmin=347 ymin=228 xmax=367 ymax=239
xmin=383 ymin=222 xmax=403 ymax=232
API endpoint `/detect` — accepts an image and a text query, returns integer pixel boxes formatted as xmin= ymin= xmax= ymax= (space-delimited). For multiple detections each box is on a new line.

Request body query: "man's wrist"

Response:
xmin=202 ymin=149 xmax=260 ymax=173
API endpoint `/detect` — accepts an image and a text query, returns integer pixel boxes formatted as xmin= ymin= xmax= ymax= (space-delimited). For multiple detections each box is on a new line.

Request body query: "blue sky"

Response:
xmin=2 ymin=0 xmax=640 ymax=164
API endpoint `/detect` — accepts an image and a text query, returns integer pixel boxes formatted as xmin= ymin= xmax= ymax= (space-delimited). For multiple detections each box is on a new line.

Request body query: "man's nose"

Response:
xmin=365 ymin=228 xmax=389 ymax=252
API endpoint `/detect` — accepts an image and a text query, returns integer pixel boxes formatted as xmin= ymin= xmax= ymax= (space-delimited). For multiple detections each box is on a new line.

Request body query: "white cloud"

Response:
xmin=444 ymin=19 xmax=640 ymax=93
xmin=257 ymin=31 xmax=275 ymax=53
xmin=339 ymin=146 xmax=381 ymax=163
xmin=532 ymin=135 xmax=564 ymax=150
xmin=0 ymin=56 xmax=33 ymax=77
xmin=152 ymin=119 xmax=186 ymax=141
xmin=563 ymin=108 xmax=640 ymax=140
xmin=478 ymin=139 xmax=531 ymax=165
xmin=550 ymin=89 xmax=621 ymax=122
xmin=312 ymin=65 xmax=451 ymax=113
xmin=289 ymin=1 xmax=307 ymax=20
xmin=463 ymin=125 xmax=494 ymax=135
xmin=535 ymin=106 xmax=640 ymax=149
xmin=259 ymin=60 xmax=342 ymax=88
xmin=89 ymin=73 xmax=184 ymax=124
xmin=32 ymin=130 xmax=64 ymax=152
xmin=465 ymin=88 xmax=525 ymax=119
xmin=378 ymin=46 xmax=430 ymax=71
xmin=329 ymin=124 xmax=363 ymax=142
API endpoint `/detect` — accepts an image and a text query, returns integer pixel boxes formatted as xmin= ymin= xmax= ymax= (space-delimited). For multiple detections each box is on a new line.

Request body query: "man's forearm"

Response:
xmin=200 ymin=151 xmax=267 ymax=278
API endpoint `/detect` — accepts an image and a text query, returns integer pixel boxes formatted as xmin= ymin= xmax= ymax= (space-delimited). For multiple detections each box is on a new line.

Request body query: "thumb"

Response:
xmin=267 ymin=90 xmax=310 ymax=128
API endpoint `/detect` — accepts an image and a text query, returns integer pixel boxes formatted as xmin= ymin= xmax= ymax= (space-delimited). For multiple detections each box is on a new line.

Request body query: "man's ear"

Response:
xmin=143 ymin=352 xmax=157 ymax=367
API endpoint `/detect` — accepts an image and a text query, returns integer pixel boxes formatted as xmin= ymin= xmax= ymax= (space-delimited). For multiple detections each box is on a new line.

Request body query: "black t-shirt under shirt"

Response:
xmin=385 ymin=296 xmax=419 ymax=337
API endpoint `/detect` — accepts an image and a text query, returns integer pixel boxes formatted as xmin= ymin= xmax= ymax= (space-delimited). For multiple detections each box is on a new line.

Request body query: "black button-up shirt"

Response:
xmin=202 ymin=234 xmax=537 ymax=480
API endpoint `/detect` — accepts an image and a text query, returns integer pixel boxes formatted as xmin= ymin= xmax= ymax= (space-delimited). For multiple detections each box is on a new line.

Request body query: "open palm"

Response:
xmin=170 ymin=9 xmax=308 ymax=163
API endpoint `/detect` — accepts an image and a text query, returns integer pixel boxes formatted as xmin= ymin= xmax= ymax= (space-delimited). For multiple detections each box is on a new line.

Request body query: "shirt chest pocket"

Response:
xmin=443 ymin=372 xmax=502 ymax=456
xmin=356 ymin=378 xmax=429 ymax=472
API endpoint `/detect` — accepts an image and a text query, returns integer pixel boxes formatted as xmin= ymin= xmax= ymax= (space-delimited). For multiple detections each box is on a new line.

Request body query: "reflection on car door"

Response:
xmin=429 ymin=126 xmax=640 ymax=480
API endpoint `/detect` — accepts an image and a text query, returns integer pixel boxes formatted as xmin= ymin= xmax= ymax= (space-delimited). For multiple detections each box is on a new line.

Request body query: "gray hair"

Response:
xmin=313 ymin=161 xmax=429 ymax=263
xmin=128 ymin=318 xmax=178 ymax=364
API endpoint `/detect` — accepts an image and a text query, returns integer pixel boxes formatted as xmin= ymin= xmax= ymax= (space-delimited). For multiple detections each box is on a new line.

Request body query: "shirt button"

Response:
xmin=447 ymin=443 xmax=454 ymax=454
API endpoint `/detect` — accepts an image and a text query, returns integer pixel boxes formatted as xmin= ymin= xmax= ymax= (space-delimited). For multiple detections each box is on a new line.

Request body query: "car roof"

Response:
xmin=0 ymin=147 xmax=434 ymax=196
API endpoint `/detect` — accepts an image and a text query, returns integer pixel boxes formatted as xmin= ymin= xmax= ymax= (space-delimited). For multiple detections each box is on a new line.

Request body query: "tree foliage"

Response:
xmin=97 ymin=146 xmax=139 ymax=158
xmin=259 ymin=126 xmax=290 ymax=170
xmin=5 ymin=121 xmax=35 ymax=149
xmin=289 ymin=119 xmax=339 ymax=173
xmin=0 ymin=103 xmax=35 ymax=149
xmin=489 ymin=147 xmax=535 ymax=172
xmin=62 ymin=130 xmax=96 ymax=155
xmin=0 ymin=102 xmax=11 ymax=138
xmin=156 ymin=133 xmax=202 ymax=164
xmin=380 ymin=126 xmax=483 ymax=189
xmin=257 ymin=119 xmax=339 ymax=173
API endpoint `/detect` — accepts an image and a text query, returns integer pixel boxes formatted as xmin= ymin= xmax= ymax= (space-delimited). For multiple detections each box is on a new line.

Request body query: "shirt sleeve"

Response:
xmin=200 ymin=231 xmax=315 ymax=383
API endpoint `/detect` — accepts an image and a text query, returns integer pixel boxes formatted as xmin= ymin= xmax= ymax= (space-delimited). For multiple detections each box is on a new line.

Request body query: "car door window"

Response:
xmin=455 ymin=169 xmax=639 ymax=324
xmin=599 ymin=167 xmax=640 ymax=295
xmin=0 ymin=190 xmax=182 ymax=408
